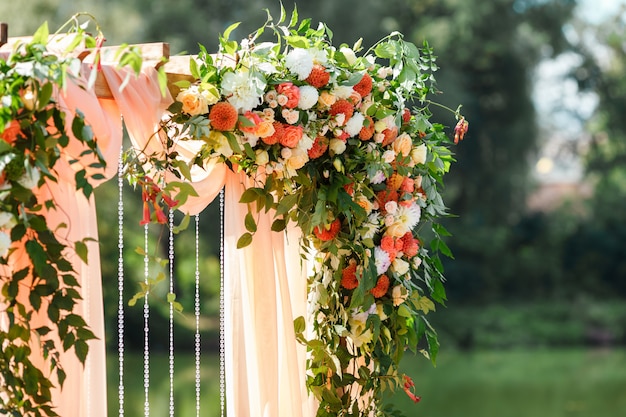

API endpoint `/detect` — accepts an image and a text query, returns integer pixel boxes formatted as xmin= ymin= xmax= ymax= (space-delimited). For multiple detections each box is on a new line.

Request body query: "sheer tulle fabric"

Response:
xmin=101 ymin=66 xmax=315 ymax=417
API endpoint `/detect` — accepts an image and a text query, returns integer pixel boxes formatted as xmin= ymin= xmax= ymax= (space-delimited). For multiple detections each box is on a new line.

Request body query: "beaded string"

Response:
xmin=219 ymin=188 xmax=225 ymax=417
xmin=117 ymin=147 xmax=125 ymax=417
xmin=168 ymin=208 xmax=175 ymax=417
xmin=143 ymin=223 xmax=150 ymax=417
xmin=194 ymin=214 xmax=201 ymax=417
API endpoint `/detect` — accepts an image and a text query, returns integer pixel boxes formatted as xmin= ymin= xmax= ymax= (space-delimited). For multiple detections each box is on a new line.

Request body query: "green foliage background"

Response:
xmin=2 ymin=0 xmax=625 ymax=352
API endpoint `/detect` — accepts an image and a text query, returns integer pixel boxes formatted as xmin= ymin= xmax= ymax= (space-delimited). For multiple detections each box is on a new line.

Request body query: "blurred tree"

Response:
xmin=563 ymin=8 xmax=626 ymax=296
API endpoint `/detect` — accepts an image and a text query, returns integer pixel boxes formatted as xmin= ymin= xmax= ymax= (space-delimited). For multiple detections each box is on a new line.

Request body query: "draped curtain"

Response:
xmin=0 ymin=59 xmax=315 ymax=416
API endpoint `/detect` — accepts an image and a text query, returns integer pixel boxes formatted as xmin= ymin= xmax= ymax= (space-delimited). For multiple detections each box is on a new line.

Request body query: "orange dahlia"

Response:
xmin=1 ymin=120 xmax=21 ymax=144
xmin=376 ymin=189 xmax=399 ymax=214
xmin=313 ymin=218 xmax=341 ymax=241
xmin=329 ymin=99 xmax=354 ymax=121
xmin=341 ymin=259 xmax=359 ymax=290
xmin=262 ymin=121 xmax=284 ymax=145
xmin=371 ymin=274 xmax=390 ymax=298
xmin=353 ymin=73 xmax=373 ymax=98
xmin=306 ymin=64 xmax=330 ymax=88
xmin=359 ymin=116 xmax=375 ymax=141
xmin=209 ymin=101 xmax=238 ymax=131
xmin=308 ymin=136 xmax=329 ymax=159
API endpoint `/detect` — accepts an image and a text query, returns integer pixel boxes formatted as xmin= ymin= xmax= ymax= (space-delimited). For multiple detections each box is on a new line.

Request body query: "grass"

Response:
xmin=108 ymin=348 xmax=626 ymax=417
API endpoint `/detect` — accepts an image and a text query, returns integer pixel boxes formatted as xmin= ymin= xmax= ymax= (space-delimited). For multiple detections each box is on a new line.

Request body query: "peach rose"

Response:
xmin=393 ymin=133 xmax=412 ymax=157
xmin=177 ymin=87 xmax=209 ymax=116
xmin=276 ymin=82 xmax=300 ymax=109
xmin=318 ymin=91 xmax=337 ymax=108
xmin=280 ymin=125 xmax=303 ymax=148
xmin=256 ymin=120 xmax=275 ymax=138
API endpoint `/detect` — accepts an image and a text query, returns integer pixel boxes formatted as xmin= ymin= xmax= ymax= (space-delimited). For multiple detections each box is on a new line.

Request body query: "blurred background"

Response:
xmin=2 ymin=0 xmax=626 ymax=416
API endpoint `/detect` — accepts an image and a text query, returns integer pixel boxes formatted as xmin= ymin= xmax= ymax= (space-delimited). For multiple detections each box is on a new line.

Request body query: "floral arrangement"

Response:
xmin=149 ymin=7 xmax=468 ymax=416
xmin=0 ymin=17 xmax=142 ymax=417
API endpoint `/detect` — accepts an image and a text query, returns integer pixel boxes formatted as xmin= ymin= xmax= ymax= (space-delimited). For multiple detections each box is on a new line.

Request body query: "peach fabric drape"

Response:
xmin=101 ymin=66 xmax=315 ymax=417
xmin=0 ymin=63 xmax=123 ymax=417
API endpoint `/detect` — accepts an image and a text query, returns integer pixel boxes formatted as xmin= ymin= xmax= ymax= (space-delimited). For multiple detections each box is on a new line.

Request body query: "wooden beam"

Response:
xmin=0 ymin=23 xmax=7 ymax=47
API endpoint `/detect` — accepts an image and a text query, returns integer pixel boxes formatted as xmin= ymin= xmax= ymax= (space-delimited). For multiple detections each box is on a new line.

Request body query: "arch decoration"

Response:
xmin=0 ymin=8 xmax=468 ymax=417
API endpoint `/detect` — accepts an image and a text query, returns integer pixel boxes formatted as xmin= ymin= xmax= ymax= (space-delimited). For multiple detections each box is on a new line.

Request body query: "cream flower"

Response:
xmin=329 ymin=138 xmax=346 ymax=155
xmin=285 ymin=48 xmax=314 ymax=80
xmin=255 ymin=149 xmax=269 ymax=165
xmin=391 ymin=258 xmax=410 ymax=275
xmin=382 ymin=149 xmax=396 ymax=163
xmin=392 ymin=285 xmax=408 ymax=306
xmin=177 ymin=86 xmax=209 ymax=115
xmin=208 ymin=131 xmax=233 ymax=158
xmin=340 ymin=47 xmax=357 ymax=66
xmin=332 ymin=85 xmax=354 ymax=100
xmin=411 ymin=143 xmax=427 ymax=165
xmin=297 ymin=85 xmax=319 ymax=110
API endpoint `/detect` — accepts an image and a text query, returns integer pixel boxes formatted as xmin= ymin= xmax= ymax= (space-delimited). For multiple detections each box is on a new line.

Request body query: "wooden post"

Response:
xmin=0 ymin=23 xmax=8 ymax=47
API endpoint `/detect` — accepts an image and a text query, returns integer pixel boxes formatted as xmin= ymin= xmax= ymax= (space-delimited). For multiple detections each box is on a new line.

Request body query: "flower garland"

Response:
xmin=143 ymin=7 xmax=468 ymax=416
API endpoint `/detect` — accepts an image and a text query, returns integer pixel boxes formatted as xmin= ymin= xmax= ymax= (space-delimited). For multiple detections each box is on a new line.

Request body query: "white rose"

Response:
xmin=17 ymin=165 xmax=40 ymax=189
xmin=0 ymin=212 xmax=16 ymax=230
xmin=392 ymin=258 xmax=410 ymax=275
xmin=255 ymin=149 xmax=269 ymax=166
xmin=0 ymin=231 xmax=10 ymax=258
xmin=329 ymin=138 xmax=346 ymax=156
xmin=411 ymin=143 xmax=427 ymax=165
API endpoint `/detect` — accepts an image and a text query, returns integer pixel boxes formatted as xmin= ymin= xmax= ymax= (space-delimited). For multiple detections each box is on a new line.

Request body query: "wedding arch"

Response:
xmin=0 ymin=8 xmax=467 ymax=417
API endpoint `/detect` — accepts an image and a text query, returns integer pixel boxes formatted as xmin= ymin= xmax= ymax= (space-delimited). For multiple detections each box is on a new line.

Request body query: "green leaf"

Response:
xmin=74 ymin=339 xmax=89 ymax=365
xmin=244 ymin=212 xmax=257 ymax=233
xmin=271 ymin=218 xmax=286 ymax=232
xmin=32 ymin=22 xmax=49 ymax=45
xmin=75 ymin=241 xmax=89 ymax=264
xmin=25 ymin=240 xmax=47 ymax=277
xmin=294 ymin=316 xmax=306 ymax=335
xmin=237 ymin=232 xmax=253 ymax=249
xmin=222 ymin=22 xmax=241 ymax=41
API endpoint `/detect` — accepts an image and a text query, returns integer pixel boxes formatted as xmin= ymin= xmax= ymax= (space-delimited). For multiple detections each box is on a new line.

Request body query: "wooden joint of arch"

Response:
xmin=0 ymin=28 xmax=198 ymax=99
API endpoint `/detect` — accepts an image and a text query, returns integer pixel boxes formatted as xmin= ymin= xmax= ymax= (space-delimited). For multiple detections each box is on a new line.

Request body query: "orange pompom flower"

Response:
xmin=341 ymin=259 xmax=359 ymax=290
xmin=329 ymin=99 xmax=354 ymax=124
xmin=308 ymin=136 xmax=328 ymax=159
xmin=359 ymin=115 xmax=375 ymax=141
xmin=306 ymin=64 xmax=330 ymax=88
xmin=371 ymin=274 xmax=390 ymax=298
xmin=313 ymin=218 xmax=341 ymax=241
xmin=209 ymin=101 xmax=238 ymax=131
xmin=1 ymin=120 xmax=21 ymax=144
xmin=353 ymin=73 xmax=373 ymax=98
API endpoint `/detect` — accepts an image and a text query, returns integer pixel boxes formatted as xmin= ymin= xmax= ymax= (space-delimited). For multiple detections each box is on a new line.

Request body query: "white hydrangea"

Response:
xmin=344 ymin=112 xmax=365 ymax=137
xmin=285 ymin=48 xmax=314 ymax=80
xmin=297 ymin=85 xmax=319 ymax=110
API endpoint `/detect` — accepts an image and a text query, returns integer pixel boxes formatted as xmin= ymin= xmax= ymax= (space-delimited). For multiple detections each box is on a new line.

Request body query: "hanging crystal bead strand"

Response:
xmin=117 ymin=147 xmax=125 ymax=417
xmin=168 ymin=208 xmax=175 ymax=417
xmin=143 ymin=223 xmax=150 ymax=417
xmin=219 ymin=187 xmax=225 ymax=417
xmin=194 ymin=214 xmax=201 ymax=417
